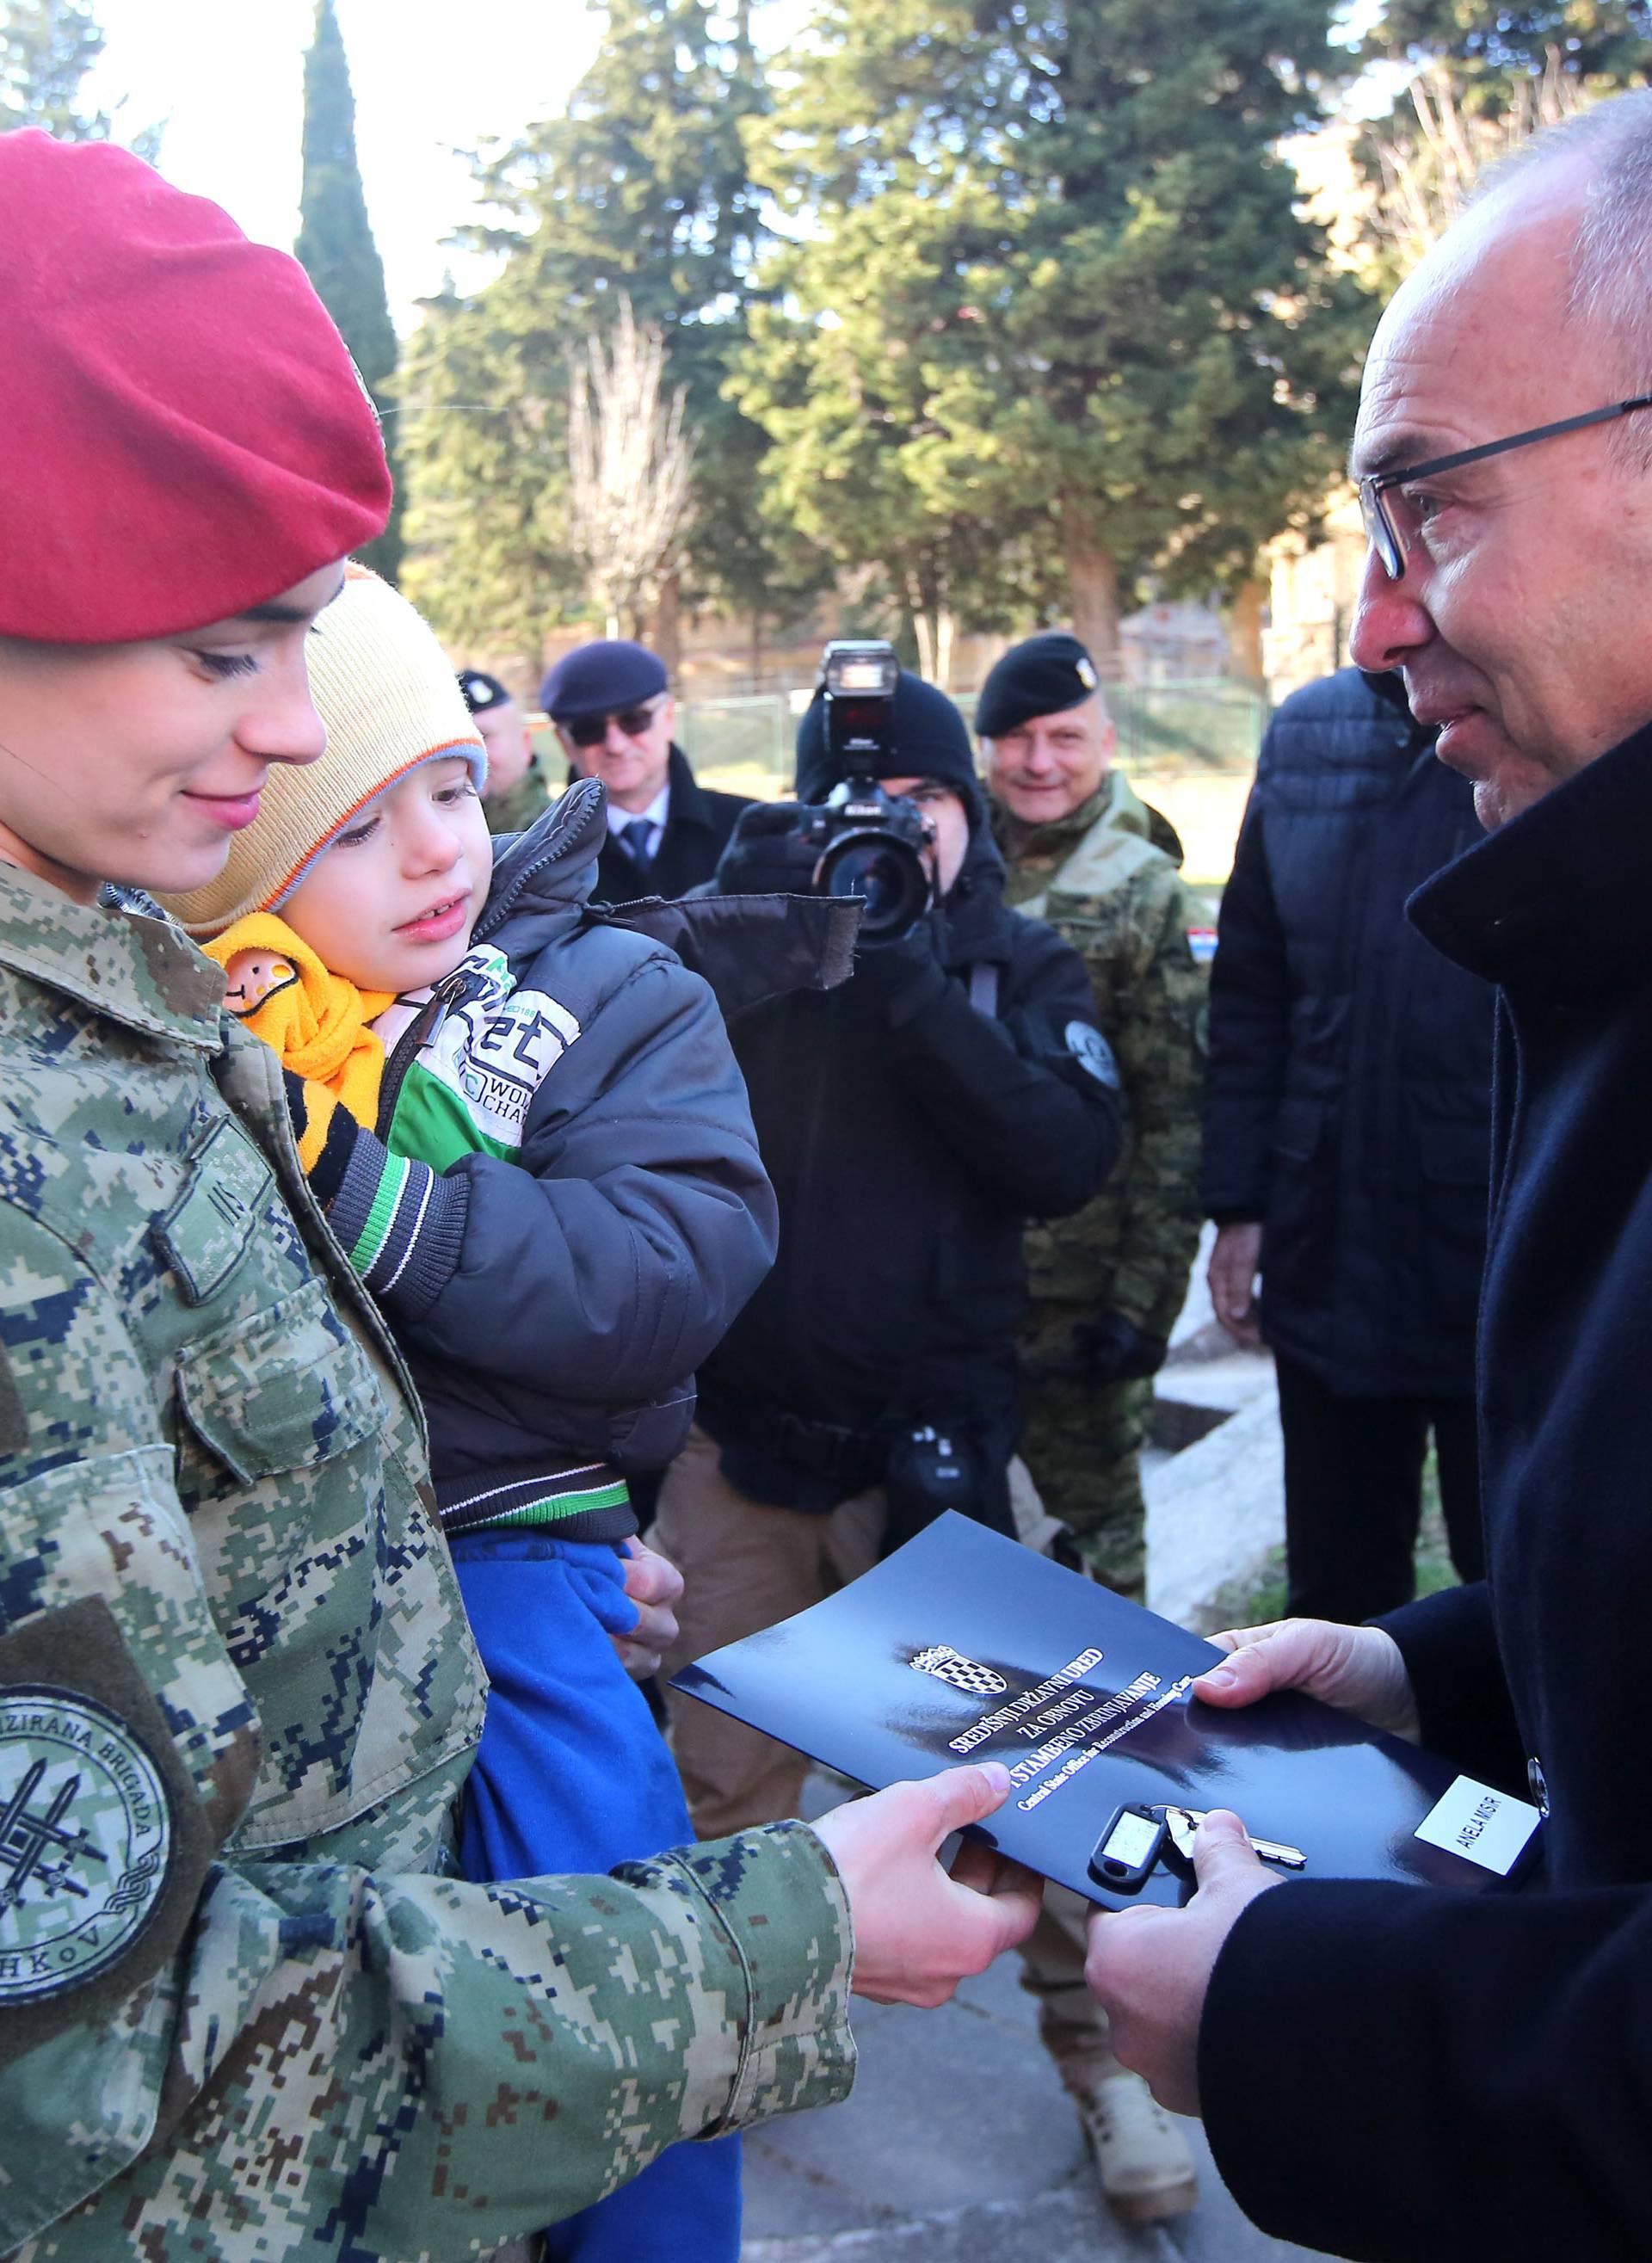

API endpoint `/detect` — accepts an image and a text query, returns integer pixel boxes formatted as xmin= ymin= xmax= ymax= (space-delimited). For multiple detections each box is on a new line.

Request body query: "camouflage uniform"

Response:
xmin=484 ymin=754 xmax=553 ymax=839
xmin=996 ymin=771 xmax=1206 ymax=1601
xmin=0 ymin=865 xmax=853 ymax=2261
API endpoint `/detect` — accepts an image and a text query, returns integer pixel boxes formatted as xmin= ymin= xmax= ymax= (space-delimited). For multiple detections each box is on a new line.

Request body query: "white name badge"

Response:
xmin=1414 ymin=1775 xmax=1543 ymax=1878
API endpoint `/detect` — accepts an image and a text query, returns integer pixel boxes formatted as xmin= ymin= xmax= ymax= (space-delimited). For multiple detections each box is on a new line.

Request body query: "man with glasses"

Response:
xmin=542 ymin=639 xmax=752 ymax=903
xmin=1082 ymin=93 xmax=1652 ymax=2260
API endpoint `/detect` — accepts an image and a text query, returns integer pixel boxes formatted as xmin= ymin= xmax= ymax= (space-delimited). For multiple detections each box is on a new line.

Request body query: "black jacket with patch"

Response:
xmin=700 ymin=807 xmax=1122 ymax=1496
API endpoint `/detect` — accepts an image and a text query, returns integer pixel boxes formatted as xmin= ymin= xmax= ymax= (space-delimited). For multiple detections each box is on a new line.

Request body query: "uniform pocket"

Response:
xmin=175 ymin=1275 xmax=385 ymax=1486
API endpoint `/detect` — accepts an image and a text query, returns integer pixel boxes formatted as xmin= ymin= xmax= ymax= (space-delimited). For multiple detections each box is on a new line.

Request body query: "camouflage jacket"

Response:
xmin=996 ymin=774 xmax=1206 ymax=1344
xmin=0 ymin=866 xmax=853 ymax=2261
xmin=483 ymin=754 xmax=554 ymax=840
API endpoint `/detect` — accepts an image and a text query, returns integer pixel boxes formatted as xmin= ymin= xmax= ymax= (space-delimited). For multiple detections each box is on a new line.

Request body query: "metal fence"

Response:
xmin=677 ymin=679 xmax=1269 ymax=796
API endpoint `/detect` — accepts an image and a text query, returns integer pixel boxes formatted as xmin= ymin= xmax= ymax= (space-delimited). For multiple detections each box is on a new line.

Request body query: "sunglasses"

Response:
xmin=559 ymin=699 xmax=664 ymax=749
xmin=1359 ymin=393 xmax=1652 ymax=580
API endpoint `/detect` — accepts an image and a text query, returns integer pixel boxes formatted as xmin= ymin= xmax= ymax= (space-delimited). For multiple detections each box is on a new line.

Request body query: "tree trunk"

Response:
xmin=934 ymin=605 xmax=956 ymax=694
xmin=651 ymin=567 xmax=681 ymax=671
xmin=1229 ymin=575 xmax=1267 ymax=684
xmin=904 ymin=571 xmax=937 ymax=682
xmin=1062 ymin=503 xmax=1122 ymax=679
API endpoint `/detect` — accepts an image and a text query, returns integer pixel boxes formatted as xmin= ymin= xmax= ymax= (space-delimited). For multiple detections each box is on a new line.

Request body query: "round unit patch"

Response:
xmin=1065 ymin=1020 xmax=1120 ymax=1089
xmin=0 ymin=1684 xmax=173 ymax=2004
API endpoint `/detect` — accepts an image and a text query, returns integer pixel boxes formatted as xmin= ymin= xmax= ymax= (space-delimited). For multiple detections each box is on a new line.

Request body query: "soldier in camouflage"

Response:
xmin=0 ymin=132 xmax=1039 ymax=2261
xmin=980 ymin=634 xmax=1207 ymax=1601
xmin=459 ymin=669 xmax=553 ymax=838
xmin=978 ymin=632 xmax=1207 ymax=2229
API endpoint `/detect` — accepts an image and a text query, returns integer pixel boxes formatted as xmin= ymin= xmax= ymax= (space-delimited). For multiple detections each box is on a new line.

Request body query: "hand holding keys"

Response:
xmin=1161 ymin=1804 xmax=1306 ymax=1871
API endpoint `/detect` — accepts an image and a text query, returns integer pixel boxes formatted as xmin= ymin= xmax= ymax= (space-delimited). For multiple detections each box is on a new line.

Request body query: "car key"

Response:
xmin=1161 ymin=1803 xmax=1307 ymax=1870
xmin=1088 ymin=1802 xmax=1169 ymax=1892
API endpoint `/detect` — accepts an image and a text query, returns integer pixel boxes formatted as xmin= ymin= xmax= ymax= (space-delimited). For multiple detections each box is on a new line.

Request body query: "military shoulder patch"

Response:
xmin=1065 ymin=1020 xmax=1120 ymax=1088
xmin=0 ymin=1684 xmax=172 ymax=2005
xmin=0 ymin=1595 xmax=215 ymax=2070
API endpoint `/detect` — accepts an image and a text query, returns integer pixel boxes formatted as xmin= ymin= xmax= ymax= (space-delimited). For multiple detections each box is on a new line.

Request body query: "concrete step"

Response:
xmin=1144 ymin=1382 xmax=1284 ymax=1632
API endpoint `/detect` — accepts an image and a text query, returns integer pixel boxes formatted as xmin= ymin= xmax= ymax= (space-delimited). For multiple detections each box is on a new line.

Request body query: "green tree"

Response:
xmin=1365 ymin=0 xmax=1651 ymax=110
xmin=1 ymin=0 xmax=107 ymax=138
xmin=400 ymin=0 xmax=829 ymax=667
xmin=296 ymin=0 xmax=402 ymax=580
xmin=737 ymin=0 xmax=1362 ymax=675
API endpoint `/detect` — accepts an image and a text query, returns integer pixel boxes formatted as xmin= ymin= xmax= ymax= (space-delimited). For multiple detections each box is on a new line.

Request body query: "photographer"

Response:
xmin=653 ymin=654 xmax=1122 ymax=1834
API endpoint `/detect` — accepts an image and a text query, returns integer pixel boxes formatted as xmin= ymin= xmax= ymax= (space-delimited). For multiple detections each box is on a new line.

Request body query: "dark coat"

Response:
xmin=1203 ymin=669 xmax=1494 ymax=1395
xmin=700 ymin=816 xmax=1122 ymax=1476
xmin=587 ymin=743 xmax=752 ymax=905
xmin=1200 ymin=719 xmax=1652 ymax=2261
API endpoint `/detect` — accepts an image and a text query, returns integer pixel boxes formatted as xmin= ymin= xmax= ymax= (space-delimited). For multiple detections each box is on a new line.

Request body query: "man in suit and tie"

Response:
xmin=542 ymin=639 xmax=752 ymax=904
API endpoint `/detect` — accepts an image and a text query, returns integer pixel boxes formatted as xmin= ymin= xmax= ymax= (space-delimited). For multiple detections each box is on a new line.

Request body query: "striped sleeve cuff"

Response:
xmin=324 ymin=1128 xmax=469 ymax=1320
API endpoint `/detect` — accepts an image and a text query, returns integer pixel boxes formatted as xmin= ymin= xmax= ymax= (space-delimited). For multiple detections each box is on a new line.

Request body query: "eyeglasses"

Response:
xmin=558 ymin=698 xmax=665 ymax=749
xmin=1359 ymin=393 xmax=1652 ymax=581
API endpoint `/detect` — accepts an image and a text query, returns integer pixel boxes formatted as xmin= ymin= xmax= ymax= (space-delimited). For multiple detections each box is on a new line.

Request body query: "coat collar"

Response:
xmin=1409 ymin=718 xmax=1652 ymax=1001
xmin=663 ymin=742 xmax=714 ymax=829
xmin=0 ymin=860 xmax=225 ymax=1047
xmin=567 ymin=743 xmax=712 ymax=835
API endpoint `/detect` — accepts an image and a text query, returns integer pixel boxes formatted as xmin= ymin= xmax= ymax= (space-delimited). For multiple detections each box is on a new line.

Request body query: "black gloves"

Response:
xmin=712 ymin=803 xmax=822 ymax=897
xmin=1071 ymin=1310 xmax=1168 ymax=1385
xmin=840 ymin=912 xmax=950 ymax=1023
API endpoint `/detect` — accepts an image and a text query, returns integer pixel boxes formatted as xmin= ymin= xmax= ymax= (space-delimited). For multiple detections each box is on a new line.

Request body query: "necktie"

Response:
xmin=620 ymin=817 xmax=657 ymax=873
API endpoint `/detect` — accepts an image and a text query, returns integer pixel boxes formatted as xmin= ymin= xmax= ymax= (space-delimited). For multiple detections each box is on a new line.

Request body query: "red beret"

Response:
xmin=0 ymin=130 xmax=392 ymax=644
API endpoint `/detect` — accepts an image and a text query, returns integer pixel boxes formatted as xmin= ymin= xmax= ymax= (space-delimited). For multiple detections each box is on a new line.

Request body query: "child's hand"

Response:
xmin=613 ymin=1536 xmax=682 ymax=1679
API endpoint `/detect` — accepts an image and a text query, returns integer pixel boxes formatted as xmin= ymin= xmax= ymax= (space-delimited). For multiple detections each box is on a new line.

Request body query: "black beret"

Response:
xmin=794 ymin=669 xmax=985 ymax=828
xmin=974 ymin=632 xmax=1102 ymax=739
xmin=457 ymin=668 xmax=510 ymax=715
xmin=540 ymin=638 xmax=669 ymax=722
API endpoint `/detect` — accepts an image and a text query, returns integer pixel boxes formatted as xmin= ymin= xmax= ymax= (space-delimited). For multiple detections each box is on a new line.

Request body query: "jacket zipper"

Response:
xmin=375 ymin=966 xmax=490 ymax=1136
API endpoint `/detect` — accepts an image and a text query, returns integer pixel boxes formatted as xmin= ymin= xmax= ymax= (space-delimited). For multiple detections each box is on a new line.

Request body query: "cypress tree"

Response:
xmin=399 ymin=0 xmax=828 ymax=665
xmin=296 ymin=0 xmax=402 ymax=580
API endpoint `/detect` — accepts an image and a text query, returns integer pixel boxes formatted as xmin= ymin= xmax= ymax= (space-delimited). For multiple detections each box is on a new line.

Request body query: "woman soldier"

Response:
xmin=0 ymin=132 xmax=1034 ymax=2258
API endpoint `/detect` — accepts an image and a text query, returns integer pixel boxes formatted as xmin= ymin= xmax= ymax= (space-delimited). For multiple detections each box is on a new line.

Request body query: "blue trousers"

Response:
xmin=451 ymin=1532 xmax=743 ymax=2263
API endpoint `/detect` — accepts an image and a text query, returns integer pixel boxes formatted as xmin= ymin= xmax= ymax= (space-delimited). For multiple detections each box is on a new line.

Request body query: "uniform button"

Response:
xmin=1527 ymin=1755 xmax=1550 ymax=1815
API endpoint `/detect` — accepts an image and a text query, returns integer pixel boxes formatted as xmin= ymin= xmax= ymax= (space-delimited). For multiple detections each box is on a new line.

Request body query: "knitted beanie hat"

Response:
xmin=0 ymin=130 xmax=390 ymax=643
xmin=157 ymin=566 xmax=485 ymax=938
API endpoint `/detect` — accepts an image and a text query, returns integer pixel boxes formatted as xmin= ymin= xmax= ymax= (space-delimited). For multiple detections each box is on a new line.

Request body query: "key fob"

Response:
xmin=1088 ymin=1802 xmax=1168 ymax=1893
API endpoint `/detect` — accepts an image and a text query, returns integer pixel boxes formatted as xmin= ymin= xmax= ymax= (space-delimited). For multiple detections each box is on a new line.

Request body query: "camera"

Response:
xmin=798 ymin=641 xmax=934 ymax=947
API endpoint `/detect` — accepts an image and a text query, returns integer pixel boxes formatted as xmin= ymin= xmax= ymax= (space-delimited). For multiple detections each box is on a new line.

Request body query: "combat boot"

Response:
xmin=1075 ymin=2069 xmax=1198 ymax=2224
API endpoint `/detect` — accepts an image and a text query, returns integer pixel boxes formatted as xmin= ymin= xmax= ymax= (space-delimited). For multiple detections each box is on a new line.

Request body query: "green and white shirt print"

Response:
xmin=373 ymin=946 xmax=583 ymax=1165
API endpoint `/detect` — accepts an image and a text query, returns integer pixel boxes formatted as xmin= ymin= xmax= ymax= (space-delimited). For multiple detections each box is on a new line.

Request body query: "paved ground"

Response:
xmin=740 ymin=1775 xmax=1323 ymax=2262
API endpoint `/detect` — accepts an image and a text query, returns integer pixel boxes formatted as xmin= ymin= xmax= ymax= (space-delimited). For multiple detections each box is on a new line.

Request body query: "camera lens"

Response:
xmin=817 ymin=831 xmax=930 ymax=946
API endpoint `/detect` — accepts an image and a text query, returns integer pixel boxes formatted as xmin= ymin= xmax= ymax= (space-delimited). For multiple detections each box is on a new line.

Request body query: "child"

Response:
xmin=159 ymin=563 xmax=766 ymax=2263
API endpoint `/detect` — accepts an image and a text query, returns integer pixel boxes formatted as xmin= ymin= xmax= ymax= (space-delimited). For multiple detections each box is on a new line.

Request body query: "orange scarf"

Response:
xmin=205 ymin=911 xmax=393 ymax=1165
